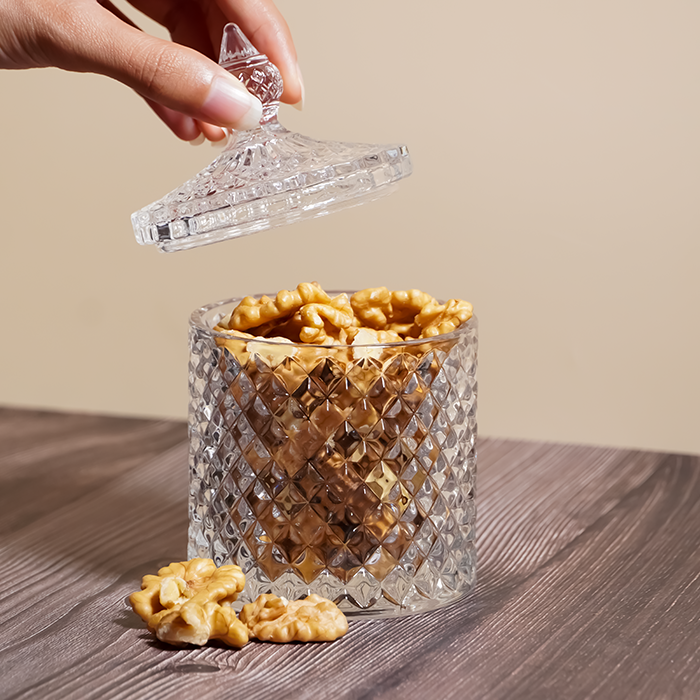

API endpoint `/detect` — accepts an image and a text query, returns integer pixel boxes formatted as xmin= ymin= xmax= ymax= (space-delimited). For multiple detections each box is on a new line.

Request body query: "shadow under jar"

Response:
xmin=188 ymin=295 xmax=478 ymax=618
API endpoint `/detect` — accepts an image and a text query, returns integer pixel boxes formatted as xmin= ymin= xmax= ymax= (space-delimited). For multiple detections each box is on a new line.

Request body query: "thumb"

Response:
xmin=51 ymin=4 xmax=263 ymax=130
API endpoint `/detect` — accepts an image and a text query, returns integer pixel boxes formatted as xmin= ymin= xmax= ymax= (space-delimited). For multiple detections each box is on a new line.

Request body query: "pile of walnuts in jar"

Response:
xmin=215 ymin=282 xmax=473 ymax=346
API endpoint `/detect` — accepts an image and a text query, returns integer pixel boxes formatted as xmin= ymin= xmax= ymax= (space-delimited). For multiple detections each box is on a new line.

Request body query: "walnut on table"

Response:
xmin=149 ymin=600 xmax=250 ymax=648
xmin=129 ymin=559 xmax=348 ymax=647
xmin=239 ymin=593 xmax=349 ymax=643
xmin=129 ymin=558 xmax=245 ymax=620
xmin=129 ymin=558 xmax=249 ymax=647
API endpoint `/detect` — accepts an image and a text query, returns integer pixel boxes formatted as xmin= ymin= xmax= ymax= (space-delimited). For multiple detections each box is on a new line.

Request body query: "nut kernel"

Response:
xmin=350 ymin=287 xmax=392 ymax=328
xmin=217 ymin=284 xmax=471 ymax=348
xmin=299 ymin=303 xmax=355 ymax=344
xmin=227 ymin=282 xmax=329 ymax=331
xmin=149 ymin=601 xmax=249 ymax=648
xmin=129 ymin=558 xmax=245 ymax=624
xmin=418 ymin=299 xmax=474 ymax=338
xmin=240 ymin=593 xmax=348 ymax=643
xmin=351 ymin=288 xmax=437 ymax=330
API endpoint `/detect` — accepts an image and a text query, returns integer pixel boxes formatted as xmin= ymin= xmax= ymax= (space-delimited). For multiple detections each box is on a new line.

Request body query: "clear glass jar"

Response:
xmin=187 ymin=295 xmax=478 ymax=617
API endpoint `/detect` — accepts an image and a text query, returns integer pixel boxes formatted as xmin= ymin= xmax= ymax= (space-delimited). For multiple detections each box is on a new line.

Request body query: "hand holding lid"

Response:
xmin=132 ymin=24 xmax=412 ymax=252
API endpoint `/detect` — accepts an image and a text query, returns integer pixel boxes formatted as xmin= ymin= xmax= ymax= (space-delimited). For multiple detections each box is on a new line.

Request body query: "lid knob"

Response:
xmin=218 ymin=23 xmax=283 ymax=123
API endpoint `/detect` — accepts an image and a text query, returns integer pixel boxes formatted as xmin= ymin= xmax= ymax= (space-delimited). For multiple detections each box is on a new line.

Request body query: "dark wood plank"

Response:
xmin=0 ymin=409 xmax=698 ymax=700
xmin=0 ymin=407 xmax=186 ymax=536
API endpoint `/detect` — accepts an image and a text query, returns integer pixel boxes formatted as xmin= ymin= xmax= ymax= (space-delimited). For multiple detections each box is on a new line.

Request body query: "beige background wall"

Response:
xmin=1 ymin=1 xmax=698 ymax=454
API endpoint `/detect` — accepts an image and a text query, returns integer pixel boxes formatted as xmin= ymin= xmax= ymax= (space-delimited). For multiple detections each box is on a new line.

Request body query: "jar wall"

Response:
xmin=187 ymin=298 xmax=478 ymax=617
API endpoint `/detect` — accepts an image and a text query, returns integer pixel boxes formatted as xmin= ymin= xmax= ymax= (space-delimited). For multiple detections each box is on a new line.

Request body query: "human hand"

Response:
xmin=0 ymin=0 xmax=303 ymax=141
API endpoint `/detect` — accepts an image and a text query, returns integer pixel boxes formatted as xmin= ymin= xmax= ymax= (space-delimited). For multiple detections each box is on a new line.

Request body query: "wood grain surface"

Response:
xmin=0 ymin=407 xmax=698 ymax=700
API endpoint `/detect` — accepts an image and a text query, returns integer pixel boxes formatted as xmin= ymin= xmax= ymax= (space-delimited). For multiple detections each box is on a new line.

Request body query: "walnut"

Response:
xmin=349 ymin=327 xmax=404 ymax=361
xmin=240 ymin=594 xmax=349 ymax=643
xmin=129 ymin=558 xmax=245 ymax=621
xmin=215 ymin=283 xmax=471 ymax=348
xmin=223 ymin=282 xmax=330 ymax=331
xmin=348 ymin=327 xmax=403 ymax=344
xmin=350 ymin=287 xmax=437 ymax=330
xmin=129 ymin=558 xmax=248 ymax=647
xmin=349 ymin=287 xmax=393 ymax=328
xmin=386 ymin=321 xmax=420 ymax=337
xmin=129 ymin=559 xmax=347 ymax=648
xmin=417 ymin=298 xmax=474 ymax=338
xmin=149 ymin=600 xmax=249 ymax=647
xmin=298 ymin=302 xmax=356 ymax=344
xmin=387 ymin=289 xmax=438 ymax=324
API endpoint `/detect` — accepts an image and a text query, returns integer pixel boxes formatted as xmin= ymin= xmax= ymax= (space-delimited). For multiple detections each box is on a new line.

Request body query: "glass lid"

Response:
xmin=131 ymin=24 xmax=412 ymax=252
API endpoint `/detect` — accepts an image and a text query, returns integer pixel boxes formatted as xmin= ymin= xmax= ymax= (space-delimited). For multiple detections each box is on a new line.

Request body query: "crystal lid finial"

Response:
xmin=217 ymin=24 xmax=283 ymax=122
xmin=218 ymin=23 xmax=259 ymax=64
xmin=131 ymin=24 xmax=412 ymax=252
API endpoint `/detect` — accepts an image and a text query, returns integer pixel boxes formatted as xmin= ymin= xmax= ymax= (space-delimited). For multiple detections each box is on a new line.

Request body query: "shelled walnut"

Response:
xmin=239 ymin=594 xmax=349 ymax=643
xmin=149 ymin=600 xmax=250 ymax=647
xmin=129 ymin=559 xmax=348 ymax=648
xmin=129 ymin=558 xmax=248 ymax=647
xmin=129 ymin=558 xmax=245 ymax=622
xmin=215 ymin=282 xmax=472 ymax=344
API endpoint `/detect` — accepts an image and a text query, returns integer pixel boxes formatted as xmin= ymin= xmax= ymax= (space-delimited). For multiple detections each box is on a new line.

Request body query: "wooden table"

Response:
xmin=1 ymin=407 xmax=699 ymax=700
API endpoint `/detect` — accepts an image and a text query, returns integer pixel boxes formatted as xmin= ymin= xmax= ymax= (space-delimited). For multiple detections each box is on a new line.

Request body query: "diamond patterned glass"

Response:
xmin=188 ymin=296 xmax=478 ymax=617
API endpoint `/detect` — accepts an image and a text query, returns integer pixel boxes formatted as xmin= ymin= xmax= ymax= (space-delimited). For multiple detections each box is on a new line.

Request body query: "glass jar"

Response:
xmin=187 ymin=295 xmax=478 ymax=617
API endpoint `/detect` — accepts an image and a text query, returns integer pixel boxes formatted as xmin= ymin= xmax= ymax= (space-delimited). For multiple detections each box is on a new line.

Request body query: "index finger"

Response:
xmin=127 ymin=0 xmax=302 ymax=105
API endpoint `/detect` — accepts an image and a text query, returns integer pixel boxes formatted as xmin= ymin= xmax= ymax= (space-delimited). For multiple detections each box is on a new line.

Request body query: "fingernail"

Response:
xmin=202 ymin=74 xmax=263 ymax=131
xmin=189 ymin=133 xmax=205 ymax=146
xmin=292 ymin=62 xmax=305 ymax=111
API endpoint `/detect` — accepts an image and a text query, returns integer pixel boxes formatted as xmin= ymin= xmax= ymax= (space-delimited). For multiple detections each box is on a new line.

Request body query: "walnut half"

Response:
xmin=239 ymin=593 xmax=349 ymax=643
xmin=149 ymin=600 xmax=249 ymax=648
xmin=129 ymin=560 xmax=348 ymax=647
xmin=129 ymin=558 xmax=245 ymax=622
xmin=129 ymin=558 xmax=248 ymax=647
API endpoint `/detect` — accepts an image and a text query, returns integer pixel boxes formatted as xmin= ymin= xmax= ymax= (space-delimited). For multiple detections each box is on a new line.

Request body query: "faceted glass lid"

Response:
xmin=132 ymin=24 xmax=412 ymax=252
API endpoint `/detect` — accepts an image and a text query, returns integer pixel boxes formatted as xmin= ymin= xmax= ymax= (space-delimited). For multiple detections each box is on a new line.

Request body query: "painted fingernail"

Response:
xmin=202 ymin=74 xmax=262 ymax=130
xmin=292 ymin=62 xmax=305 ymax=111
xmin=189 ymin=133 xmax=205 ymax=146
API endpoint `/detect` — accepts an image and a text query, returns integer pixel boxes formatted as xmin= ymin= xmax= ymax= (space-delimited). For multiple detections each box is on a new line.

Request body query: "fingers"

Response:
xmin=46 ymin=1 xmax=262 ymax=131
xmin=127 ymin=0 xmax=217 ymax=60
xmin=97 ymin=0 xmax=230 ymax=140
xmin=11 ymin=0 xmax=301 ymax=138
xmin=131 ymin=0 xmax=303 ymax=106
xmin=197 ymin=120 xmax=228 ymax=142
xmin=147 ymin=103 xmax=228 ymax=143
xmin=146 ymin=100 xmax=200 ymax=140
